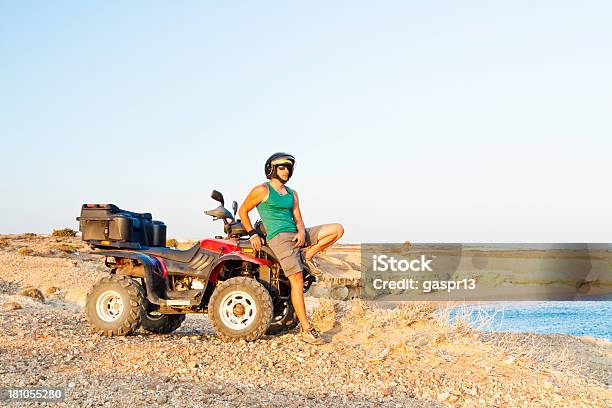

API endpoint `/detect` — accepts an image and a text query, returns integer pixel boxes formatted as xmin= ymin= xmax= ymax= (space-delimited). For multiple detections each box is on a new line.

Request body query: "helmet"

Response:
xmin=265 ymin=152 xmax=296 ymax=180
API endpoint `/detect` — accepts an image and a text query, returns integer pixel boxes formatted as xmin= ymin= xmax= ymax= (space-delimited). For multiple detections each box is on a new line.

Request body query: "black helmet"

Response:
xmin=265 ymin=152 xmax=296 ymax=180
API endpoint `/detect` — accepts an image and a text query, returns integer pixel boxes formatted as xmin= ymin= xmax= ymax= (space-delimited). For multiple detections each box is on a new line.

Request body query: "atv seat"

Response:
xmin=142 ymin=242 xmax=201 ymax=263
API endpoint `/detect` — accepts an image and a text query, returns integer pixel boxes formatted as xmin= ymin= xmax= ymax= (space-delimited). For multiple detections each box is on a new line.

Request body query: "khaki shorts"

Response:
xmin=267 ymin=225 xmax=325 ymax=277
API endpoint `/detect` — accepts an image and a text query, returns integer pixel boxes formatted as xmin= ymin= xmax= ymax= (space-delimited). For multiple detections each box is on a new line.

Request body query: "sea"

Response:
xmin=449 ymin=297 xmax=612 ymax=341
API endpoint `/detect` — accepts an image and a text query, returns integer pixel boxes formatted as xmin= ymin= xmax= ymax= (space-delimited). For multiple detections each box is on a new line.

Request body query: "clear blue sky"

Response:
xmin=1 ymin=1 xmax=611 ymax=243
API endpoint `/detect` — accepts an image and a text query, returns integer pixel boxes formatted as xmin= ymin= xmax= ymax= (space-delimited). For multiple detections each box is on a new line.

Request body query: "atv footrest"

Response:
xmin=166 ymin=289 xmax=202 ymax=299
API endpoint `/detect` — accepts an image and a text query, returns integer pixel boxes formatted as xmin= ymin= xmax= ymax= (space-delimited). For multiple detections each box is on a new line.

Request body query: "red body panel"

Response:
xmin=202 ymin=238 xmax=273 ymax=284
xmin=199 ymin=238 xmax=239 ymax=254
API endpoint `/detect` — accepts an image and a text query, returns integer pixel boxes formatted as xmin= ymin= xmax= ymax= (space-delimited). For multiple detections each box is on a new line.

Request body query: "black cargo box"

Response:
xmin=77 ymin=204 xmax=167 ymax=247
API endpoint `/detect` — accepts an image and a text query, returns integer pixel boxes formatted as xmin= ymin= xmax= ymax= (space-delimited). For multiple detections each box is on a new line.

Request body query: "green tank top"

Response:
xmin=256 ymin=182 xmax=297 ymax=240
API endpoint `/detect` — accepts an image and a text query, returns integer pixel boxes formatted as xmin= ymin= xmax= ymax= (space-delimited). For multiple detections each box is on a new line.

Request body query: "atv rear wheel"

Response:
xmin=209 ymin=277 xmax=273 ymax=341
xmin=141 ymin=312 xmax=186 ymax=334
xmin=85 ymin=275 xmax=146 ymax=336
xmin=266 ymin=298 xmax=298 ymax=335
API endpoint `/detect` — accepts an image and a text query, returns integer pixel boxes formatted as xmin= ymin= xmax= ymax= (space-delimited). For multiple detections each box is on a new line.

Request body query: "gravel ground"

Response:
xmin=0 ymin=234 xmax=610 ymax=407
xmin=0 ymin=298 xmax=438 ymax=407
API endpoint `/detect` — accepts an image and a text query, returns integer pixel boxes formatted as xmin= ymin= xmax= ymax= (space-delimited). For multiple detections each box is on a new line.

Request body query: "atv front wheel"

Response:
xmin=85 ymin=275 xmax=146 ymax=336
xmin=209 ymin=277 xmax=273 ymax=341
xmin=141 ymin=312 xmax=186 ymax=334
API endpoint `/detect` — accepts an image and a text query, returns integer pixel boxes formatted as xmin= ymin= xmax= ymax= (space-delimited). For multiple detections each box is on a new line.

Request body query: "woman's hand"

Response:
xmin=249 ymin=234 xmax=263 ymax=251
xmin=292 ymin=230 xmax=306 ymax=248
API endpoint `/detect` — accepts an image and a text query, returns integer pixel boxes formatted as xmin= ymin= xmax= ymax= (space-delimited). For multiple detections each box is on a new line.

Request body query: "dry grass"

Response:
xmin=309 ymin=300 xmax=571 ymax=367
xmin=166 ymin=238 xmax=178 ymax=248
xmin=435 ymin=302 xmax=501 ymax=338
xmin=17 ymin=247 xmax=34 ymax=256
xmin=478 ymin=331 xmax=586 ymax=375
xmin=52 ymin=228 xmax=77 ymax=237
xmin=52 ymin=243 xmax=78 ymax=254
xmin=435 ymin=303 xmax=588 ymax=378
xmin=0 ymin=239 xmax=10 ymax=248
xmin=310 ymin=299 xmax=448 ymax=348
xmin=311 ymin=298 xmax=342 ymax=329
xmin=306 ymin=298 xmax=602 ymax=404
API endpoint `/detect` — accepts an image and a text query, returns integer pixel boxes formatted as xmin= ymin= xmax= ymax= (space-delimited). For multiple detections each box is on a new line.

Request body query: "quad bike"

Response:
xmin=79 ymin=190 xmax=316 ymax=341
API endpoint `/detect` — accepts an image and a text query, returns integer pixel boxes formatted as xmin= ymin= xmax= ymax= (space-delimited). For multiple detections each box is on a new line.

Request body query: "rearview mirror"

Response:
xmin=211 ymin=190 xmax=224 ymax=206
xmin=232 ymin=201 xmax=238 ymax=216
